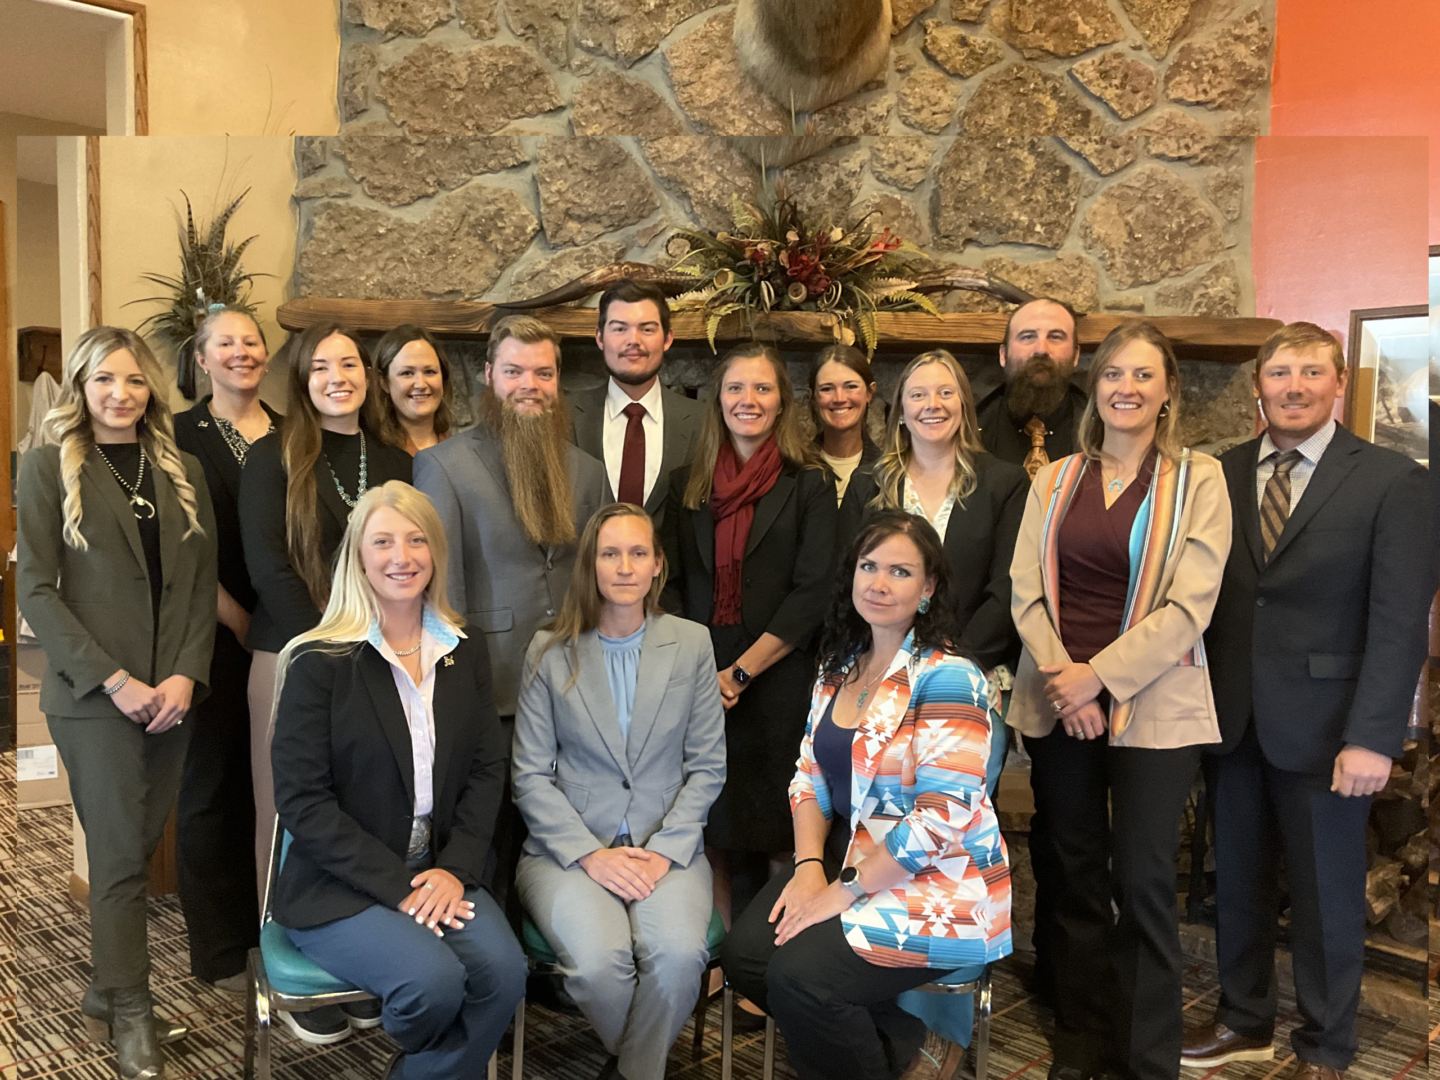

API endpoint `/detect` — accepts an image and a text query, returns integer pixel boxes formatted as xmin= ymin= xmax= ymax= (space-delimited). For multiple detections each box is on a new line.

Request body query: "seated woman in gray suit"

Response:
xmin=514 ymin=502 xmax=726 ymax=1080
xmin=18 ymin=326 xmax=217 ymax=1080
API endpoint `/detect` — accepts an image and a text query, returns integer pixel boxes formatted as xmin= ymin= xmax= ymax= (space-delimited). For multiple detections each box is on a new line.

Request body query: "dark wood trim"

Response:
xmin=277 ymin=298 xmax=1285 ymax=363
xmin=1429 ymin=244 xmax=1440 ymax=258
xmin=85 ymin=137 xmax=103 ymax=329
xmin=1342 ymin=304 xmax=1430 ymax=434
xmin=72 ymin=0 xmax=148 ymax=134
xmin=1 ymin=201 xmax=13 ymax=751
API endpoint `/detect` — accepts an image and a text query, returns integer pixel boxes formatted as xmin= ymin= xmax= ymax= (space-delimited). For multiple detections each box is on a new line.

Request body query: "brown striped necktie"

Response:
xmin=1023 ymin=416 xmax=1049 ymax=479
xmin=1260 ymin=449 xmax=1303 ymax=561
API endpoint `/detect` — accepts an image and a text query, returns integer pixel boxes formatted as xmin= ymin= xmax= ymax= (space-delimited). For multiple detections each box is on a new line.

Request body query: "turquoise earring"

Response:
xmin=917 ymin=596 xmax=931 ymax=614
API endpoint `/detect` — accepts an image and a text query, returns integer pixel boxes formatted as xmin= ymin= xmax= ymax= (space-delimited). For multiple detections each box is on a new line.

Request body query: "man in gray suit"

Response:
xmin=415 ymin=315 xmax=607 ymax=719
xmin=569 ymin=280 xmax=704 ymax=532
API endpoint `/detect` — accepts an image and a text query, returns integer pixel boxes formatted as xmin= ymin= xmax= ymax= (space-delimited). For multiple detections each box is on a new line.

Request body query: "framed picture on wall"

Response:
xmin=1344 ymin=304 xmax=1429 ymax=464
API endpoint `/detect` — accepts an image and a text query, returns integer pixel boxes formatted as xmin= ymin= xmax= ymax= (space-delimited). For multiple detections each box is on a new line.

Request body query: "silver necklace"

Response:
xmin=394 ymin=639 xmax=422 ymax=657
xmin=851 ymin=657 xmax=890 ymax=707
xmin=213 ymin=411 xmax=273 ymax=467
xmin=97 ymin=446 xmax=156 ymax=520
xmin=326 ymin=430 xmax=368 ymax=509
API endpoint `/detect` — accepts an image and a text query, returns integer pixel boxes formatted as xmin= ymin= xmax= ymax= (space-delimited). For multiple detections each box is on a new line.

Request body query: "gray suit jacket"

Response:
xmin=513 ymin=613 xmax=726 ymax=869
xmin=413 ymin=425 xmax=606 ymax=715
xmin=568 ymin=380 xmax=704 ymax=530
xmin=17 ymin=442 xmax=218 ymax=717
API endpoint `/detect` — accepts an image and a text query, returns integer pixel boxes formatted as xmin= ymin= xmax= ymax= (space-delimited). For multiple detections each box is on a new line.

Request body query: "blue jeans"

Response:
xmin=288 ymin=888 xmax=526 ymax=1080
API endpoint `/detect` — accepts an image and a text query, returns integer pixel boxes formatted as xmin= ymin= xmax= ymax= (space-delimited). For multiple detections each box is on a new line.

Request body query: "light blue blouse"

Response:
xmin=599 ymin=623 xmax=645 ymax=840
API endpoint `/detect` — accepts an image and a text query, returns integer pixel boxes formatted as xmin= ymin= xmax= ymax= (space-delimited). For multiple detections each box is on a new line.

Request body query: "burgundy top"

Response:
xmin=1056 ymin=449 xmax=1158 ymax=664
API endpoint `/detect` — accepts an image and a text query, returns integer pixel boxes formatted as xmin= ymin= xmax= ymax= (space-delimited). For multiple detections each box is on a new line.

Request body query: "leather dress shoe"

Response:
xmin=1180 ymin=1021 xmax=1273 ymax=1067
xmin=81 ymin=985 xmax=187 ymax=1047
xmin=1288 ymin=1063 xmax=1344 ymax=1080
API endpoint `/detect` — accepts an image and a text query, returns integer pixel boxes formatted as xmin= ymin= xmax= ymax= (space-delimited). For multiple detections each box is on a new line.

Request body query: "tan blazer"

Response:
xmin=1008 ymin=451 xmax=1232 ymax=749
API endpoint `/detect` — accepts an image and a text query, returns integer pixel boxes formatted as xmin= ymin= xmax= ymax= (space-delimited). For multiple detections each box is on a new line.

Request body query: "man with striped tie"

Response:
xmin=1184 ymin=323 xmax=1432 ymax=1080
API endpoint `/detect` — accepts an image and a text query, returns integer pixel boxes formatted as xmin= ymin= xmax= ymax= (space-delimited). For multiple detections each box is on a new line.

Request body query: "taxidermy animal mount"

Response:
xmin=733 ymin=0 xmax=893 ymax=114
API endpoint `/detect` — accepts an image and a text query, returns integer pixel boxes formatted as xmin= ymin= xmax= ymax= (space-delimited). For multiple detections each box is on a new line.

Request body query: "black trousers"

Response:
xmin=1022 ymin=743 xmax=1061 ymax=1005
xmin=724 ymin=846 xmax=946 ymax=1080
xmin=1212 ymin=729 xmax=1370 ymax=1070
xmin=177 ymin=626 xmax=259 ymax=981
xmin=1026 ymin=727 xmax=1201 ymax=1080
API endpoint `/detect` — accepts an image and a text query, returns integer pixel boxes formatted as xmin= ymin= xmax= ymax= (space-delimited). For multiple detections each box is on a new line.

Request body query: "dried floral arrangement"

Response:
xmin=131 ymin=189 xmax=267 ymax=399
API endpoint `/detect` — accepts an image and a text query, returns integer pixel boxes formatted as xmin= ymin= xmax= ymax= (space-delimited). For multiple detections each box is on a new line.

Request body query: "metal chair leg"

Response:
xmin=512 ymin=998 xmax=525 ymax=1080
xmin=762 ymin=1015 xmax=776 ymax=1080
xmin=974 ymin=968 xmax=992 ymax=1080
xmin=488 ymin=1050 xmax=498 ymax=1080
xmin=256 ymin=1007 xmax=272 ymax=1080
xmin=691 ymin=971 xmax=710 ymax=1060
xmin=242 ymin=954 xmax=257 ymax=1080
xmin=720 ymin=986 xmax=734 ymax=1080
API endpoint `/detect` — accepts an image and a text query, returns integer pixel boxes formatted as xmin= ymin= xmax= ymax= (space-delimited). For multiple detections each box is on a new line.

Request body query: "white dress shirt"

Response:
xmin=601 ymin=377 xmax=665 ymax=505
xmin=367 ymin=605 xmax=464 ymax=818
xmin=1255 ymin=419 xmax=1337 ymax=511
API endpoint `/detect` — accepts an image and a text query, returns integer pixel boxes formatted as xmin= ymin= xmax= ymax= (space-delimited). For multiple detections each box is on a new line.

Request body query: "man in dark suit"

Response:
xmin=975 ymin=297 xmax=1087 ymax=479
xmin=569 ymin=280 xmax=703 ymax=532
xmin=1184 ymin=323 xmax=1431 ymax=1080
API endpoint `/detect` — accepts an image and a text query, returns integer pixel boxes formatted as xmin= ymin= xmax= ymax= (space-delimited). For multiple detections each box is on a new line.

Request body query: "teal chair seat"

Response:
xmin=520 ymin=905 xmax=727 ymax=968
xmin=259 ymin=920 xmax=359 ymax=998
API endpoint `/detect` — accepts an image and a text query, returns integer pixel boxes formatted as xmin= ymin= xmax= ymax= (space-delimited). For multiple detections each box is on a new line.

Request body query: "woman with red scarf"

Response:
xmin=661 ymin=342 xmax=837 ymax=924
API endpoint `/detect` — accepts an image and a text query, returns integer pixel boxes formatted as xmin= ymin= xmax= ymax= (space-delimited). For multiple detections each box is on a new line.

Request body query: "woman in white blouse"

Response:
xmin=839 ymin=349 xmax=1029 ymax=675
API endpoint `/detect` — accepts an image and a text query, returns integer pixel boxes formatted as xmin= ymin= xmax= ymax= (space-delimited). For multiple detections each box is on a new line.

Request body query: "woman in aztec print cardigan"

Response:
xmin=725 ymin=511 xmax=1010 ymax=1080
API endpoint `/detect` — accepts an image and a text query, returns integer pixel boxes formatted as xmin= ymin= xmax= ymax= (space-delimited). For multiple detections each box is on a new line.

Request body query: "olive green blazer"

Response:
xmin=17 ymin=442 xmax=219 ymax=718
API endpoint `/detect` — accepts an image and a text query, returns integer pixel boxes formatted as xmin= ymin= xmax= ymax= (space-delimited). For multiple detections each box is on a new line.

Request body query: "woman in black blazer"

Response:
xmin=660 ymin=341 xmax=837 ymax=921
xmin=172 ymin=306 xmax=282 ymax=993
xmin=238 ymin=320 xmax=411 ymax=1023
xmin=809 ymin=344 xmax=880 ymax=505
xmin=270 ymin=481 xmax=525 ymax=1077
xmin=839 ymin=349 xmax=1028 ymax=676
xmin=18 ymin=326 xmax=217 ymax=1079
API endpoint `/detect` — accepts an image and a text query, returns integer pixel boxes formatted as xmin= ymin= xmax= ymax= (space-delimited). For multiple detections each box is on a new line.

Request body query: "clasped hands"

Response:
xmin=106 ymin=671 xmax=195 ymax=734
xmin=579 ymin=846 xmax=672 ymax=901
xmin=397 ymin=868 xmax=475 ymax=936
xmin=1038 ymin=662 xmax=1107 ymax=741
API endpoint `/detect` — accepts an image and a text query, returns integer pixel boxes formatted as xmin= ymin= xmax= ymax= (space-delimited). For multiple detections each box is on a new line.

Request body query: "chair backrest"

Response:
xmin=259 ymin=816 xmax=291 ymax=929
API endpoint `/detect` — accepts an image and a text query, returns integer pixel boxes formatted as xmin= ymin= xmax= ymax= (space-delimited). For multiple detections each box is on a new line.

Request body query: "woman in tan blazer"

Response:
xmin=1008 ymin=322 xmax=1231 ymax=1080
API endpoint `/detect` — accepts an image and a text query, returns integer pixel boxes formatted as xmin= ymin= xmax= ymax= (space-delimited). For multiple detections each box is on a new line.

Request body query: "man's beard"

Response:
xmin=1005 ymin=354 xmax=1072 ymax=421
xmin=607 ymin=350 xmax=664 ymax=387
xmin=478 ymin=388 xmax=576 ymax=546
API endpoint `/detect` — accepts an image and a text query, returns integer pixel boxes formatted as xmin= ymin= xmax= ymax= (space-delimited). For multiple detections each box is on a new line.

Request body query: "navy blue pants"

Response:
xmin=288 ymin=888 xmax=527 ymax=1080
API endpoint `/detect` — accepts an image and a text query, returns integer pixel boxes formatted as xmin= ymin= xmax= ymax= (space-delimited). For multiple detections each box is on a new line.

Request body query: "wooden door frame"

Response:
xmin=72 ymin=0 xmax=149 ymax=135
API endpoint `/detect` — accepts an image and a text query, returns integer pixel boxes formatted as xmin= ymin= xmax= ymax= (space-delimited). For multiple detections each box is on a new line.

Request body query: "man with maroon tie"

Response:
xmin=569 ymin=280 xmax=704 ymax=531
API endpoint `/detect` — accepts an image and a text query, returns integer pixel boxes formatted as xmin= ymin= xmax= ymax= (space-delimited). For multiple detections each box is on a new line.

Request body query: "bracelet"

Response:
xmin=793 ymin=857 xmax=824 ymax=870
xmin=102 ymin=671 xmax=130 ymax=697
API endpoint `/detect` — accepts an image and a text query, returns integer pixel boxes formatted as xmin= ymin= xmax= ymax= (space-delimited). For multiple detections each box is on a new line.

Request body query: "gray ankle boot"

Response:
xmin=84 ymin=986 xmax=165 ymax=1079
xmin=81 ymin=984 xmax=188 ymax=1046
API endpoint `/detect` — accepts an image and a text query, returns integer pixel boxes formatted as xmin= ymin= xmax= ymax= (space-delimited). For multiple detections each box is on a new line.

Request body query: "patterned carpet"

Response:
xmin=2 ymin=755 xmax=1431 ymax=1080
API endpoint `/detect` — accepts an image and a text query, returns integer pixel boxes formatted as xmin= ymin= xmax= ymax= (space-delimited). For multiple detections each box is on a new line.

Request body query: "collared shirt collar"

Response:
xmin=367 ymin=603 xmax=464 ymax=669
xmin=1258 ymin=418 xmax=1336 ymax=467
xmin=605 ymin=376 xmax=665 ymax=423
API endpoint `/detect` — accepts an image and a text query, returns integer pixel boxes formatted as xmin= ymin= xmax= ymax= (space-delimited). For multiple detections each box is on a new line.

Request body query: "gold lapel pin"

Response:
xmin=443 ymin=655 xmax=455 ymax=667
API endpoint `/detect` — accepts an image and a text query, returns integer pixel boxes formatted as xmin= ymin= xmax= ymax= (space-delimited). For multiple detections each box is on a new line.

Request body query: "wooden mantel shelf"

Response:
xmin=277 ymin=298 xmax=1283 ymax=362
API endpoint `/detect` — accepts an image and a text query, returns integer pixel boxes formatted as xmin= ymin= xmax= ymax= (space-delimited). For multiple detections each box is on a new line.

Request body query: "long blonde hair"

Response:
xmin=683 ymin=342 xmax=822 ymax=509
xmin=43 ymin=326 xmax=205 ymax=550
xmin=275 ymin=481 xmax=462 ymax=690
xmin=536 ymin=503 xmax=667 ymax=688
xmin=869 ymin=349 xmax=985 ymax=511
xmin=1076 ymin=321 xmax=1184 ymax=462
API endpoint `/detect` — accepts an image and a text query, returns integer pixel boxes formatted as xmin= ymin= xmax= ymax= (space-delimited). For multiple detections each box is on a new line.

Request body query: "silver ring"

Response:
xmin=1051 ymin=701 xmax=1062 ymax=713
xmin=423 ymin=882 xmax=435 ymax=890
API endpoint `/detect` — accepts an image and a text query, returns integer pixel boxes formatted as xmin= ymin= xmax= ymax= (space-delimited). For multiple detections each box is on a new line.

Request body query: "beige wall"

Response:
xmin=145 ymin=0 xmax=339 ymax=136
xmin=16 ymin=179 xmax=62 ymax=436
xmin=99 ymin=136 xmax=297 ymax=410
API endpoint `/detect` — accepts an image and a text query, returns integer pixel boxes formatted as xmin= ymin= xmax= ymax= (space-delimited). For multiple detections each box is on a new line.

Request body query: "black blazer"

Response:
xmin=270 ymin=631 xmax=508 ymax=929
xmin=1204 ymin=425 xmax=1432 ymax=774
xmin=240 ymin=430 xmax=413 ymax=653
xmin=173 ymin=397 xmax=282 ymax=612
xmin=660 ymin=460 xmax=837 ymax=650
xmin=838 ymin=453 xmax=1028 ymax=672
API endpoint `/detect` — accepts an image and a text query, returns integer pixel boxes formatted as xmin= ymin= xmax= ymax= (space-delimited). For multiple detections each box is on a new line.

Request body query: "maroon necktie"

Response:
xmin=618 ymin=402 xmax=647 ymax=506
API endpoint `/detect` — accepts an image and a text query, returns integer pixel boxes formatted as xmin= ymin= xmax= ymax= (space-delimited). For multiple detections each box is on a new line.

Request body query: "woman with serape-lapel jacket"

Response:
xmin=18 ymin=326 xmax=217 ymax=1079
xmin=1008 ymin=321 xmax=1232 ymax=1080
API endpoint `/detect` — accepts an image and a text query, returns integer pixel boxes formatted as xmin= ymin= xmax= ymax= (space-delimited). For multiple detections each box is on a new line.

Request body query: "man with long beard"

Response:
xmin=568 ymin=279 xmax=704 ymax=532
xmin=976 ymin=297 xmax=1085 ymax=479
xmin=974 ymin=297 xmax=1084 ymax=1015
xmin=415 ymin=315 xmax=605 ymax=913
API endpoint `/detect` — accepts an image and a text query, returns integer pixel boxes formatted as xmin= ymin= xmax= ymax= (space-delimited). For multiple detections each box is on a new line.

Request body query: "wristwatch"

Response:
xmin=731 ymin=665 xmax=752 ymax=686
xmin=839 ymin=865 xmax=869 ymax=901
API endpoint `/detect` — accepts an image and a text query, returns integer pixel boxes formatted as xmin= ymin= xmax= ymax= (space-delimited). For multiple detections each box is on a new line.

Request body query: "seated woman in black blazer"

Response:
xmin=270 ymin=481 xmax=525 ymax=1079
xmin=659 ymin=341 xmax=837 ymax=923
xmin=239 ymin=321 xmax=411 ymax=1039
xmin=839 ymin=349 xmax=1028 ymax=677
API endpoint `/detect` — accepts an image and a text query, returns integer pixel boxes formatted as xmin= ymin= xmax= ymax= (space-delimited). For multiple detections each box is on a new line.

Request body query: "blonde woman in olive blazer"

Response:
xmin=1005 ymin=322 xmax=1231 ymax=1080
xmin=17 ymin=327 xmax=216 ymax=1080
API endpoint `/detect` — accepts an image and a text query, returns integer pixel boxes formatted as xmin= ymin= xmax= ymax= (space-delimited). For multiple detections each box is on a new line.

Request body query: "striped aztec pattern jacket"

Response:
xmin=790 ymin=634 xmax=1012 ymax=970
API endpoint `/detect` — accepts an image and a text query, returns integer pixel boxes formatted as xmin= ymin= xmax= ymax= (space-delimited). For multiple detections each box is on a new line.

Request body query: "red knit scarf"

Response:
xmin=709 ymin=436 xmax=783 ymax=626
